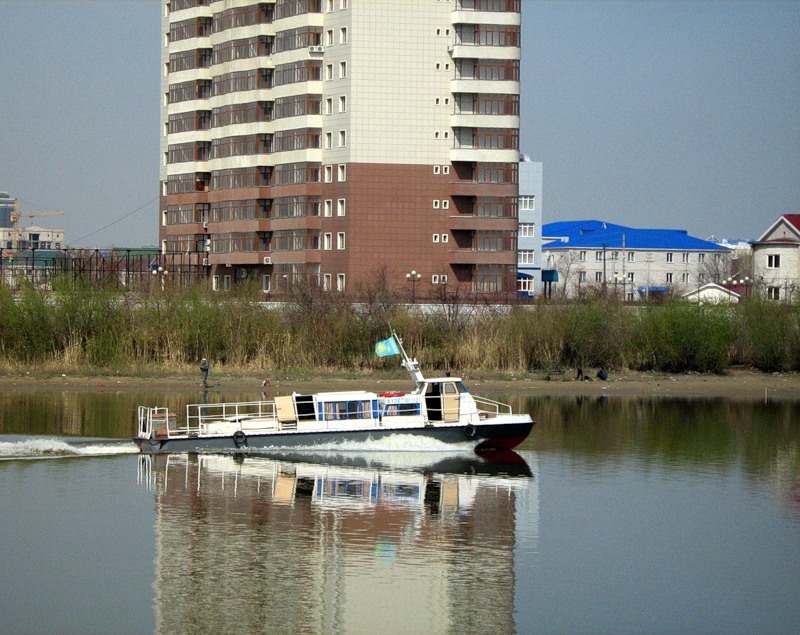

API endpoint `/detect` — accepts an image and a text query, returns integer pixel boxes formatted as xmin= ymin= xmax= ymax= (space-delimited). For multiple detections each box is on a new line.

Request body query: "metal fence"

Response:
xmin=0 ymin=248 xmax=208 ymax=292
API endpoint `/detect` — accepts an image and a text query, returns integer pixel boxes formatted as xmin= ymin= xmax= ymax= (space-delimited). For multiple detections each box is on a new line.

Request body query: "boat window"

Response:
xmin=383 ymin=402 xmax=420 ymax=416
xmin=443 ymin=383 xmax=458 ymax=395
xmin=322 ymin=400 xmax=373 ymax=421
xmin=456 ymin=381 xmax=469 ymax=393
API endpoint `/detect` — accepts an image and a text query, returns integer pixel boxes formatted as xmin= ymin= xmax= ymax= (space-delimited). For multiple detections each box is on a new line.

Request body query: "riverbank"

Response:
xmin=2 ymin=368 xmax=798 ymax=399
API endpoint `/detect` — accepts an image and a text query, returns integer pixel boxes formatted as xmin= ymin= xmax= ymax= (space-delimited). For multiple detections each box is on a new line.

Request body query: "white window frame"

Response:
xmin=324 ymin=199 xmax=332 ymax=217
xmin=767 ymin=254 xmax=781 ymax=268
xmin=323 ymin=233 xmax=332 ymax=250
xmin=337 ymin=164 xmax=346 ymax=181
xmin=337 ymin=273 xmax=346 ymax=291
xmin=337 ymin=199 xmax=345 ymax=216
xmin=337 ymin=232 xmax=345 ymax=250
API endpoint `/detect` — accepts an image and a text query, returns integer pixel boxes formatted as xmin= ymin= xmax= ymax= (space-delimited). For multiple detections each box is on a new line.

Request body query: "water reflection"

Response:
xmin=137 ymin=451 xmax=536 ymax=635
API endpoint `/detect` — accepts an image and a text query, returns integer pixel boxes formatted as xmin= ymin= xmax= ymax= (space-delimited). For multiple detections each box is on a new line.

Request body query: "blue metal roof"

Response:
xmin=542 ymin=220 xmax=728 ymax=251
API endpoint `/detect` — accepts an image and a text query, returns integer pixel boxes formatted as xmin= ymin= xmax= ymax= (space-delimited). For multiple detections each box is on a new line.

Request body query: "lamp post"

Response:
xmin=152 ymin=265 xmax=169 ymax=291
xmin=406 ymin=269 xmax=421 ymax=303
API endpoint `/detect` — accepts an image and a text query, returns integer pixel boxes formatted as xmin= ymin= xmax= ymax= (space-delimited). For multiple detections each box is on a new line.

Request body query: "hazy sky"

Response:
xmin=1 ymin=0 xmax=798 ymax=248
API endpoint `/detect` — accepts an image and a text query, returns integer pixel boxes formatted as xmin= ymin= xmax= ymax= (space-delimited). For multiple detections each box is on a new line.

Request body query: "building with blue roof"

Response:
xmin=541 ymin=220 xmax=732 ymax=301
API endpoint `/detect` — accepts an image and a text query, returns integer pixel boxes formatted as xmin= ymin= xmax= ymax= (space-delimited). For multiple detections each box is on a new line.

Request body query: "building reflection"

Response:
xmin=138 ymin=452 xmax=536 ymax=634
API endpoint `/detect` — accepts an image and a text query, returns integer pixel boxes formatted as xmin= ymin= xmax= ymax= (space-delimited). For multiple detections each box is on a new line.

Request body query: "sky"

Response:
xmin=1 ymin=0 xmax=798 ymax=248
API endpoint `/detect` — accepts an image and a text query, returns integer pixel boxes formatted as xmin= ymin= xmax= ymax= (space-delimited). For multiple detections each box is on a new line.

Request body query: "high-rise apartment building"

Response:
xmin=160 ymin=0 xmax=521 ymax=295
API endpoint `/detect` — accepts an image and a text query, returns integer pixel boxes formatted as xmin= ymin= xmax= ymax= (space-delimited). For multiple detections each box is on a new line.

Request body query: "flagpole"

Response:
xmin=390 ymin=327 xmax=424 ymax=386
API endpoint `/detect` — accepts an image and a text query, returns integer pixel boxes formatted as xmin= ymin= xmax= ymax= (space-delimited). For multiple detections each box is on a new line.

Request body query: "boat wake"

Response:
xmin=0 ymin=438 xmax=139 ymax=460
xmin=247 ymin=434 xmax=476 ymax=454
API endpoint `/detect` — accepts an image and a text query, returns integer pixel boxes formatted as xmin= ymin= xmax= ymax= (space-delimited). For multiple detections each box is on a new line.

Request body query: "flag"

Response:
xmin=375 ymin=337 xmax=400 ymax=357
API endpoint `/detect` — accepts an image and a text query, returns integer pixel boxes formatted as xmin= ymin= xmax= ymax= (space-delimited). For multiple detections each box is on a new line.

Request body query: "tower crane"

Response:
xmin=9 ymin=200 xmax=63 ymax=251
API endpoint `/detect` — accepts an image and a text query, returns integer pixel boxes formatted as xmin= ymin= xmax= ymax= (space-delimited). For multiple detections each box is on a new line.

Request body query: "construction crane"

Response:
xmin=9 ymin=199 xmax=63 ymax=251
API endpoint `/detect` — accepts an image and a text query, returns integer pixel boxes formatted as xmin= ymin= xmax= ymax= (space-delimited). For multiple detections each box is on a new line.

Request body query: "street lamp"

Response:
xmin=406 ymin=269 xmax=421 ymax=303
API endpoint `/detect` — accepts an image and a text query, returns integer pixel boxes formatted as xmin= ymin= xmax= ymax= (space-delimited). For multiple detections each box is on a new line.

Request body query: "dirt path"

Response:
xmin=1 ymin=368 xmax=798 ymax=399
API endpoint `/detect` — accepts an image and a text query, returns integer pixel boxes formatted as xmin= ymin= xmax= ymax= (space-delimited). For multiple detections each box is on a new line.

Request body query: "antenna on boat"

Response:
xmin=389 ymin=326 xmax=425 ymax=386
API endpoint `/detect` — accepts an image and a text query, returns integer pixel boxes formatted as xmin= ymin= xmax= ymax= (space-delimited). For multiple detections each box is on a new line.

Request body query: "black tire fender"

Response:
xmin=464 ymin=424 xmax=477 ymax=439
xmin=233 ymin=430 xmax=247 ymax=448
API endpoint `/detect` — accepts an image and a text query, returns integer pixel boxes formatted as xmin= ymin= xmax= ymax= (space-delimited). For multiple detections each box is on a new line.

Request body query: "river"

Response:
xmin=0 ymin=390 xmax=798 ymax=634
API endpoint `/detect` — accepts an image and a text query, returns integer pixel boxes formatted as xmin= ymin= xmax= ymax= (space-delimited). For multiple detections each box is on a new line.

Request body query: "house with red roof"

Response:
xmin=753 ymin=214 xmax=800 ymax=302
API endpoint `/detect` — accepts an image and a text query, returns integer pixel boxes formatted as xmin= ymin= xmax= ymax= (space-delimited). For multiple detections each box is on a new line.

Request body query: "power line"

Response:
xmin=70 ymin=196 xmax=159 ymax=246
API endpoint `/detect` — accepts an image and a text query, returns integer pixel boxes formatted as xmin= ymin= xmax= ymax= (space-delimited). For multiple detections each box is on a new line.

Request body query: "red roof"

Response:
xmin=785 ymin=214 xmax=800 ymax=232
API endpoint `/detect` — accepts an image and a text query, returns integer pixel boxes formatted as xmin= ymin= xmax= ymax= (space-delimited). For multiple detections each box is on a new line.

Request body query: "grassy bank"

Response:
xmin=1 ymin=278 xmax=798 ymax=376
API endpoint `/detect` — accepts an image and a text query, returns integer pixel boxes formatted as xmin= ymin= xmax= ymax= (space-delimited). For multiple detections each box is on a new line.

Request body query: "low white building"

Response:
xmin=542 ymin=220 xmax=733 ymax=301
xmin=0 ymin=224 xmax=65 ymax=251
xmin=752 ymin=214 xmax=800 ymax=303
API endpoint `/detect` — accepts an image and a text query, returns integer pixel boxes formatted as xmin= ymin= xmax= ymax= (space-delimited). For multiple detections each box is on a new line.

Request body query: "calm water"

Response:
xmin=0 ymin=389 xmax=798 ymax=634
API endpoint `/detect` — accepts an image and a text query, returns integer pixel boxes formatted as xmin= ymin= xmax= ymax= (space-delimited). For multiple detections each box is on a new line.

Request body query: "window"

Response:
xmin=434 ymin=165 xmax=440 ymax=174
xmin=337 ymin=273 xmax=345 ymax=291
xmin=325 ymin=132 xmax=332 ymax=148
xmin=324 ymin=199 xmax=332 ymax=216
xmin=611 ymin=251 xmax=619 ymax=261
xmin=518 ymin=250 xmax=534 ymax=265
xmin=698 ymin=253 xmax=705 ymax=263
xmin=325 ymin=64 xmax=333 ymax=80
xmin=324 ymin=233 xmax=332 ymax=250
xmin=337 ymin=164 xmax=346 ymax=181
xmin=666 ymin=252 xmax=674 ymax=263
xmin=338 ymin=130 xmax=346 ymax=147
xmin=325 ymin=97 xmax=332 ymax=114
xmin=519 ymin=223 xmax=535 ymax=237
xmin=337 ymin=232 xmax=345 ymax=249
xmin=339 ymin=27 xmax=347 ymax=44
xmin=698 ymin=273 xmax=706 ymax=284
xmin=433 ymin=234 xmax=440 ymax=243
xmin=682 ymin=252 xmax=690 ymax=264
xmin=767 ymin=254 xmax=781 ymax=268
xmin=326 ymin=29 xmax=333 ymax=46
xmin=595 ymin=251 xmax=603 ymax=262
xmin=579 ymin=271 xmax=587 ymax=282
xmin=666 ymin=272 xmax=673 ymax=283
xmin=323 ymin=273 xmax=332 ymax=290
xmin=579 ymin=250 xmax=587 ymax=262
xmin=337 ymin=198 xmax=346 ymax=216
xmin=339 ymin=95 xmax=346 ymax=112
xmin=595 ymin=272 xmax=603 ymax=282
xmin=627 ymin=272 xmax=634 ymax=283
xmin=442 ymin=165 xmax=450 ymax=174
xmin=767 ymin=286 xmax=780 ymax=300
xmin=441 ymin=233 xmax=449 ymax=243
xmin=627 ymin=251 xmax=635 ymax=263
xmin=212 ymin=275 xmax=219 ymax=291
xmin=262 ymin=274 xmax=270 ymax=293
xmin=339 ymin=61 xmax=347 ymax=78
xmin=324 ymin=165 xmax=332 ymax=182
xmin=433 ymin=200 xmax=440 ymax=209
xmin=223 ymin=275 xmax=232 ymax=290
xmin=681 ymin=272 xmax=689 ymax=283
xmin=519 ymin=196 xmax=535 ymax=210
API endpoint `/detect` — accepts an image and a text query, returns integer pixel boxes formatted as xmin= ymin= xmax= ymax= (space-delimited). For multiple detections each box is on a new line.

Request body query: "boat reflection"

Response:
xmin=138 ymin=451 xmax=536 ymax=634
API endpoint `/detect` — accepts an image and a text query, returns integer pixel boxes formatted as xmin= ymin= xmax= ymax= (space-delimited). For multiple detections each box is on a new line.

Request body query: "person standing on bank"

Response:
xmin=200 ymin=357 xmax=209 ymax=388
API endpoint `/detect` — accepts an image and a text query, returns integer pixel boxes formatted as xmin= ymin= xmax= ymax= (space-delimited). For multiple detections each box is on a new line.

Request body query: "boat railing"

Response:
xmin=471 ymin=395 xmax=512 ymax=419
xmin=186 ymin=400 xmax=278 ymax=434
xmin=139 ymin=406 xmax=178 ymax=438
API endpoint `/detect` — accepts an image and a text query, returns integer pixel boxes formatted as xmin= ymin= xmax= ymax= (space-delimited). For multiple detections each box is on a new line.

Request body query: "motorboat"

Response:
xmin=134 ymin=333 xmax=534 ymax=454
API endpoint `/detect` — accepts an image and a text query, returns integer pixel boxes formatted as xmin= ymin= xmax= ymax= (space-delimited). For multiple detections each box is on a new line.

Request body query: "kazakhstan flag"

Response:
xmin=375 ymin=337 xmax=400 ymax=357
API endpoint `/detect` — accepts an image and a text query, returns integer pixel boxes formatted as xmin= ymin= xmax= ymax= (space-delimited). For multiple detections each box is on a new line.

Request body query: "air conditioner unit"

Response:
xmin=263 ymin=256 xmax=272 ymax=265
xmin=309 ymin=45 xmax=325 ymax=53
xmin=202 ymin=258 xmax=209 ymax=266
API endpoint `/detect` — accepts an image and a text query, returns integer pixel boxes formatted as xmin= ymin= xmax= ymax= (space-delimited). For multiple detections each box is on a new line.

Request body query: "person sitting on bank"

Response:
xmin=597 ymin=367 xmax=608 ymax=381
xmin=200 ymin=357 xmax=209 ymax=388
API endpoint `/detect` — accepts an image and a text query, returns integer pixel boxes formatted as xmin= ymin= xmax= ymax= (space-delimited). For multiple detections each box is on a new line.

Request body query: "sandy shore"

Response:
xmin=1 ymin=368 xmax=798 ymax=399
